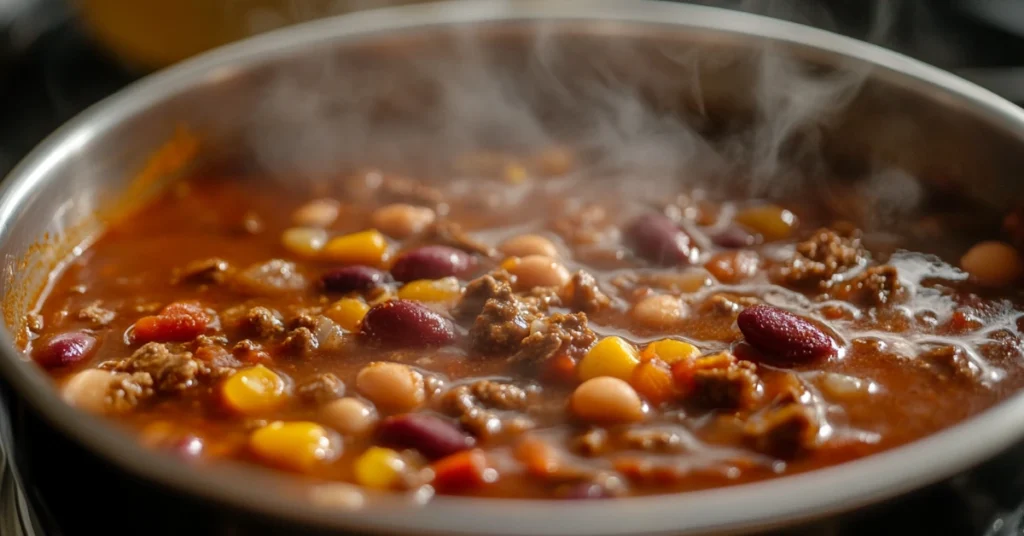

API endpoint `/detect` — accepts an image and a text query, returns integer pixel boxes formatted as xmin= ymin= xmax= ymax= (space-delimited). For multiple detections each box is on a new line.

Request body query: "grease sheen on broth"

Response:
xmin=23 ymin=153 xmax=1024 ymax=502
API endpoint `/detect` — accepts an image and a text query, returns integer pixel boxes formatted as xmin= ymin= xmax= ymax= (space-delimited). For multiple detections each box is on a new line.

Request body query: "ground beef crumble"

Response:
xmin=441 ymin=380 xmax=535 ymax=439
xmin=464 ymin=282 xmax=543 ymax=355
xmin=831 ymin=265 xmax=904 ymax=306
xmin=280 ymin=327 xmax=318 ymax=356
xmin=77 ymin=300 xmax=115 ymax=327
xmin=744 ymin=403 xmax=819 ymax=459
xmin=172 ymin=257 xmax=232 ymax=284
xmin=246 ymin=306 xmax=286 ymax=337
xmin=562 ymin=270 xmax=611 ymax=313
xmin=223 ymin=305 xmax=285 ymax=338
xmin=621 ymin=428 xmax=690 ymax=454
xmin=453 ymin=273 xmax=514 ymax=321
xmin=232 ymin=339 xmax=269 ymax=363
xmin=193 ymin=336 xmax=244 ymax=369
xmin=775 ymin=228 xmax=866 ymax=289
xmin=108 ymin=372 xmax=154 ymax=413
xmin=918 ymin=344 xmax=980 ymax=380
xmin=100 ymin=342 xmax=229 ymax=409
xmin=510 ymin=313 xmax=596 ymax=366
xmin=297 ymin=373 xmax=346 ymax=403
xmin=688 ymin=355 xmax=762 ymax=410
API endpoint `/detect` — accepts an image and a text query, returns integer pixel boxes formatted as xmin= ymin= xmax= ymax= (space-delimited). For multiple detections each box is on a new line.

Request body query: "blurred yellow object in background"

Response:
xmin=76 ymin=0 xmax=431 ymax=70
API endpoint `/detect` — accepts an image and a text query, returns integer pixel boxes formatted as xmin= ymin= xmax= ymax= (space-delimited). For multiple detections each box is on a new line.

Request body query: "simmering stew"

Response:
xmin=23 ymin=151 xmax=1024 ymax=501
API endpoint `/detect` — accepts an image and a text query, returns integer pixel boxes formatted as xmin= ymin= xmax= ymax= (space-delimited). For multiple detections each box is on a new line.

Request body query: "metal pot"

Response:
xmin=3 ymin=1 xmax=1024 ymax=534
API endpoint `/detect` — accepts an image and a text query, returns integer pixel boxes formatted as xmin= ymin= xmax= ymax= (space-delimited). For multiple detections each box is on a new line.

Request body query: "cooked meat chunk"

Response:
xmin=193 ymin=344 xmax=244 ymax=370
xmin=297 ymin=373 xmax=346 ymax=403
xmin=454 ymin=273 xmax=514 ymax=321
xmin=238 ymin=306 xmax=285 ymax=338
xmin=108 ymin=372 xmax=155 ymax=412
xmin=562 ymin=271 xmax=611 ymax=313
xmin=232 ymin=339 xmax=269 ymax=363
xmin=468 ymin=288 xmax=543 ymax=355
xmin=510 ymin=312 xmax=596 ymax=366
xmin=831 ymin=265 xmax=903 ymax=306
xmin=621 ymin=428 xmax=689 ymax=454
xmin=775 ymin=228 xmax=865 ymax=288
xmin=172 ymin=257 xmax=231 ymax=284
xmin=744 ymin=403 xmax=819 ymax=459
xmin=918 ymin=344 xmax=980 ymax=380
xmin=699 ymin=293 xmax=761 ymax=318
xmin=688 ymin=357 xmax=761 ymax=410
xmin=470 ymin=379 xmax=534 ymax=409
xmin=281 ymin=327 xmax=318 ymax=356
xmin=232 ymin=259 xmax=306 ymax=296
xmin=288 ymin=312 xmax=320 ymax=331
xmin=442 ymin=380 xmax=535 ymax=439
xmin=102 ymin=342 xmax=220 ymax=396
xmin=77 ymin=300 xmax=115 ymax=327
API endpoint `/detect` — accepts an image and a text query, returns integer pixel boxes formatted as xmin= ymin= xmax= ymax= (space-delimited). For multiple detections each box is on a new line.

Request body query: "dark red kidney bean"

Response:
xmin=711 ymin=226 xmax=756 ymax=248
xmin=34 ymin=332 xmax=97 ymax=369
xmin=378 ymin=413 xmax=475 ymax=460
xmin=624 ymin=213 xmax=695 ymax=266
xmin=321 ymin=265 xmax=391 ymax=293
xmin=359 ymin=299 xmax=455 ymax=346
xmin=737 ymin=304 xmax=837 ymax=362
xmin=390 ymin=245 xmax=475 ymax=282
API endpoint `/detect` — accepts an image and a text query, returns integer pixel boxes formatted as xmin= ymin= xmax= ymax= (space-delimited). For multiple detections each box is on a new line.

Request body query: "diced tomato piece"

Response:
xmin=515 ymin=437 xmax=561 ymax=478
xmin=670 ymin=358 xmax=696 ymax=395
xmin=542 ymin=353 xmax=577 ymax=385
xmin=431 ymin=449 xmax=494 ymax=494
xmin=133 ymin=313 xmax=206 ymax=343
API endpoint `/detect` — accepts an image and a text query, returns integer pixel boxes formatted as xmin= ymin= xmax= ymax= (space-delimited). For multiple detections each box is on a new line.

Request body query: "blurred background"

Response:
xmin=4 ymin=0 xmax=1024 ymax=535
xmin=3 ymin=0 xmax=1024 ymax=181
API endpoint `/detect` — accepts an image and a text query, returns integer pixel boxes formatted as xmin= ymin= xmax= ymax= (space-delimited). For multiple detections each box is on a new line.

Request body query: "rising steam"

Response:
xmin=237 ymin=0 xmax=925 ymax=228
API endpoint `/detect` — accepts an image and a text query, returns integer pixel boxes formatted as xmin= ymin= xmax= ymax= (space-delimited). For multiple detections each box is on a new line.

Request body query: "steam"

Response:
xmin=237 ymin=0 xmax=925 ymax=226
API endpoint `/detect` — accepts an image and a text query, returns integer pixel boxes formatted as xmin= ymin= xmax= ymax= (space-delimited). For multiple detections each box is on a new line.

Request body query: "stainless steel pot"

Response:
xmin=3 ymin=1 xmax=1024 ymax=534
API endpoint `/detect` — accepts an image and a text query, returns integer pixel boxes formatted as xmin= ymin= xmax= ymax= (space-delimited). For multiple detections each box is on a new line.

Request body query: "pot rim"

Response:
xmin=4 ymin=1 xmax=1024 ymax=535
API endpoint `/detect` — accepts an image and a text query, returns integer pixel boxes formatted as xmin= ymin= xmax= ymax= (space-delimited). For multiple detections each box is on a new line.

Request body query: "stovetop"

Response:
xmin=5 ymin=1 xmax=1024 ymax=535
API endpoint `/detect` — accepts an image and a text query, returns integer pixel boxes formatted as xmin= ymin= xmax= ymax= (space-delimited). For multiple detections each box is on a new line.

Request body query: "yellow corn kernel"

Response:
xmin=250 ymin=421 xmax=339 ymax=472
xmin=397 ymin=277 xmax=462 ymax=303
xmin=322 ymin=229 xmax=388 ymax=266
xmin=500 ymin=257 xmax=521 ymax=271
xmin=326 ymin=298 xmax=369 ymax=331
xmin=281 ymin=227 xmax=328 ymax=257
xmin=577 ymin=336 xmax=640 ymax=382
xmin=641 ymin=339 xmax=700 ymax=365
xmin=503 ymin=163 xmax=528 ymax=184
xmin=354 ymin=446 xmax=405 ymax=490
xmin=222 ymin=364 xmax=288 ymax=414
xmin=734 ymin=205 xmax=797 ymax=242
